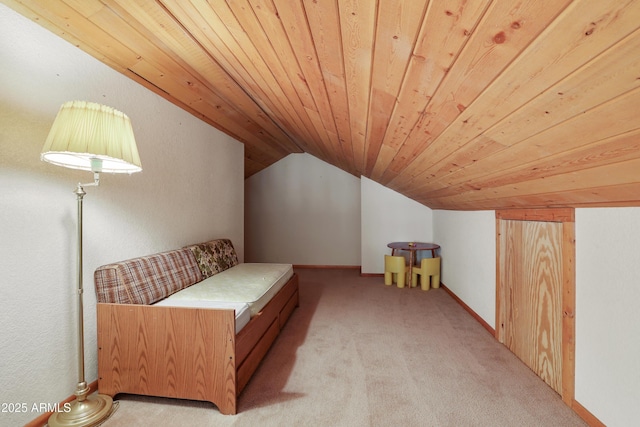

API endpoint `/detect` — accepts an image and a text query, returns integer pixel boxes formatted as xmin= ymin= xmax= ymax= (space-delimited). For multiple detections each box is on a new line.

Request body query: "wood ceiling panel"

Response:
xmin=411 ymin=128 xmax=640 ymax=207
xmin=384 ymin=0 xmax=574 ymax=186
xmin=426 ymin=180 xmax=640 ymax=210
xmin=338 ymin=0 xmax=377 ymax=175
xmin=4 ymin=0 xmax=640 ymax=209
xmin=272 ymin=0 xmax=344 ymax=169
xmin=370 ymin=0 xmax=492 ymax=181
xmin=393 ymin=0 xmax=640 ymax=196
xmin=273 ymin=0 xmax=348 ymax=168
xmin=6 ymin=0 xmax=142 ymax=67
xmin=433 ymin=86 xmax=640 ymax=192
xmin=364 ymin=0 xmax=427 ymax=175
xmin=157 ymin=0 xmax=303 ymax=155
xmin=303 ymin=0 xmax=356 ymax=174
xmin=224 ymin=0 xmax=321 ymax=151
xmin=427 ymin=157 xmax=640 ymax=210
xmin=403 ymin=23 xmax=640 ymax=198
xmin=247 ymin=0 xmax=339 ymax=167
xmin=174 ymin=0 xmax=309 ymax=162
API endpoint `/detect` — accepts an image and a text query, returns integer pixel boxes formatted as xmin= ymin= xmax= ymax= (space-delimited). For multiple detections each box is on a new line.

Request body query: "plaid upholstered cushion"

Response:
xmin=94 ymin=248 xmax=202 ymax=304
xmin=185 ymin=238 xmax=239 ymax=278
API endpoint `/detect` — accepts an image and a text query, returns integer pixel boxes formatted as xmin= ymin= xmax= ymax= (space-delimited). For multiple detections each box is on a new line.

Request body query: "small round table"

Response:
xmin=387 ymin=242 xmax=440 ymax=287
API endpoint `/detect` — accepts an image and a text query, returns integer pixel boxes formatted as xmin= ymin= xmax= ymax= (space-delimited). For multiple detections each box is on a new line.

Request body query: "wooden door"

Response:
xmin=496 ymin=209 xmax=575 ymax=405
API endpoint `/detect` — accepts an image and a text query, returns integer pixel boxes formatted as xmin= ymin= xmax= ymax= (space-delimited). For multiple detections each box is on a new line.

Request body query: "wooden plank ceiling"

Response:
xmin=5 ymin=0 xmax=640 ymax=210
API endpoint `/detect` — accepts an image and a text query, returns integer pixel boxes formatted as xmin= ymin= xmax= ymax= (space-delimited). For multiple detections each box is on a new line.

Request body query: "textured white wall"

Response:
xmin=0 ymin=5 xmax=243 ymax=426
xmin=432 ymin=210 xmax=496 ymax=327
xmin=360 ymin=177 xmax=433 ymax=274
xmin=244 ymin=153 xmax=361 ymax=265
xmin=575 ymin=208 xmax=640 ymax=427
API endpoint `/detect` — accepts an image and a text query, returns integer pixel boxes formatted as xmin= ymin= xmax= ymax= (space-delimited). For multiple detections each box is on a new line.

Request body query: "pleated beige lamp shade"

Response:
xmin=41 ymin=100 xmax=142 ymax=173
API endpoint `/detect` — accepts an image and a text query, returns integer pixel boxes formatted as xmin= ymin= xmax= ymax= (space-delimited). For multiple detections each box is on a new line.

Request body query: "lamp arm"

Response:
xmin=78 ymin=172 xmax=100 ymax=189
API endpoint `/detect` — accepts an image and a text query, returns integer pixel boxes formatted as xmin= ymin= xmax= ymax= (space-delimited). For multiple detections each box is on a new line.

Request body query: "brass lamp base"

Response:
xmin=48 ymin=394 xmax=113 ymax=427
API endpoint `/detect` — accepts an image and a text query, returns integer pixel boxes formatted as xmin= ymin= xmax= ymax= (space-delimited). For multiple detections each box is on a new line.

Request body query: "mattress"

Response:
xmin=157 ymin=263 xmax=294 ymax=316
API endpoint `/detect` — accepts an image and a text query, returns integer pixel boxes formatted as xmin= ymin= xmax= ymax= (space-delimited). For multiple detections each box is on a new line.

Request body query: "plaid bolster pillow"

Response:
xmin=94 ymin=248 xmax=202 ymax=304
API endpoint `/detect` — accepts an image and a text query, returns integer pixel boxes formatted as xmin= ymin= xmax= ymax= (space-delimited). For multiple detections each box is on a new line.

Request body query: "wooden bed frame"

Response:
xmin=96 ymin=273 xmax=299 ymax=415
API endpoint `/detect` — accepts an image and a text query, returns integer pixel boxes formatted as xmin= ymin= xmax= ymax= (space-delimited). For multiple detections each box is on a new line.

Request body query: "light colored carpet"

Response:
xmin=101 ymin=268 xmax=587 ymax=427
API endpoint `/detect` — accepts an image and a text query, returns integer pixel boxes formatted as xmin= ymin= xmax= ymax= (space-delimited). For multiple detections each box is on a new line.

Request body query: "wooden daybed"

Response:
xmin=93 ymin=239 xmax=299 ymax=415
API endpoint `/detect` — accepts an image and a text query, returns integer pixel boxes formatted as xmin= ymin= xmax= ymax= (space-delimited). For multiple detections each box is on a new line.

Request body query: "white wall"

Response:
xmin=0 ymin=5 xmax=244 ymax=426
xmin=575 ymin=208 xmax=640 ymax=427
xmin=360 ymin=177 xmax=433 ymax=274
xmin=244 ymin=153 xmax=361 ymax=265
xmin=245 ymin=164 xmax=432 ymax=270
xmin=433 ymin=210 xmax=496 ymax=327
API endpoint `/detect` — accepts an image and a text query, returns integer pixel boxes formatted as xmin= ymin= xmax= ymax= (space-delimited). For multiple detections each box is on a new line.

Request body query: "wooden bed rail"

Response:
xmin=97 ymin=303 xmax=238 ymax=414
xmin=96 ymin=273 xmax=299 ymax=415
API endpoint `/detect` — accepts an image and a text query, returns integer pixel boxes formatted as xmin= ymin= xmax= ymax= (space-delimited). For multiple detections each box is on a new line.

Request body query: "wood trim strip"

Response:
xmin=495 ymin=214 xmax=503 ymax=341
xmin=441 ymin=283 xmax=495 ymax=336
xmin=562 ymin=218 xmax=576 ymax=406
xmin=293 ymin=265 xmax=361 ymax=269
xmin=572 ymin=399 xmax=606 ymax=427
xmin=496 ymin=208 xmax=574 ymax=222
xmin=24 ymin=380 xmax=98 ymax=427
xmin=360 ymin=272 xmax=384 ymax=277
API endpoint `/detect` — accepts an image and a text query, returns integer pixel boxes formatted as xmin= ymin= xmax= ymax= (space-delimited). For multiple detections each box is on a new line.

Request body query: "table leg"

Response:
xmin=408 ymin=250 xmax=415 ymax=288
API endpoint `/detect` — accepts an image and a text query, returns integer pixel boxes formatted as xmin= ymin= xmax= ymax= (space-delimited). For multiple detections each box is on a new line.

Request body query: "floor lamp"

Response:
xmin=41 ymin=101 xmax=142 ymax=427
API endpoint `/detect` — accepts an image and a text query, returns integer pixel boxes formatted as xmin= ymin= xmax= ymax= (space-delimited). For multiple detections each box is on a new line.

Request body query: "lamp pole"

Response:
xmin=74 ymin=183 xmax=88 ymax=400
xmin=48 ymin=181 xmax=113 ymax=427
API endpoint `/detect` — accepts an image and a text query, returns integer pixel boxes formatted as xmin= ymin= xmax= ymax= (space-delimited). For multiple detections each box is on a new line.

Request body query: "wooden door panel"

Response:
xmin=499 ymin=219 xmax=563 ymax=394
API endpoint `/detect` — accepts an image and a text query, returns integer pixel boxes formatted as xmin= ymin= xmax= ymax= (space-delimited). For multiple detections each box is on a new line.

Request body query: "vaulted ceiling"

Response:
xmin=4 ymin=0 xmax=640 ymax=210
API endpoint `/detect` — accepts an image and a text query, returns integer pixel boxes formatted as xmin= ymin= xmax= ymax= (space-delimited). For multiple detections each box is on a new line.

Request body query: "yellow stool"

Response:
xmin=412 ymin=257 xmax=441 ymax=291
xmin=384 ymin=255 xmax=407 ymax=288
